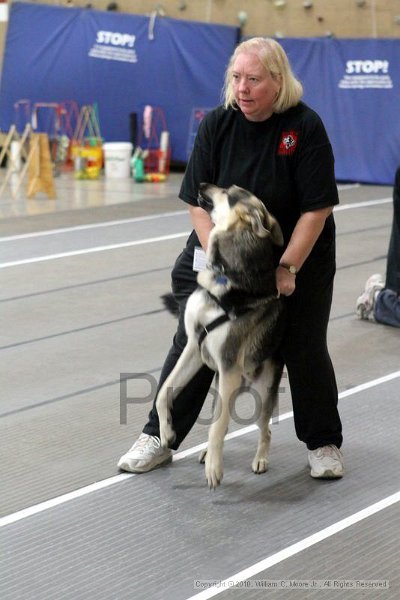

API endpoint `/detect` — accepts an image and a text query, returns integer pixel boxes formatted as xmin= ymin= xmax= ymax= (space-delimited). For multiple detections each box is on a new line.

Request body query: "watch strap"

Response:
xmin=279 ymin=262 xmax=298 ymax=275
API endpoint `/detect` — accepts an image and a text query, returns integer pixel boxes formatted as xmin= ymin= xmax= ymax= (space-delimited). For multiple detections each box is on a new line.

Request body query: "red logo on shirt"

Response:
xmin=278 ymin=131 xmax=299 ymax=155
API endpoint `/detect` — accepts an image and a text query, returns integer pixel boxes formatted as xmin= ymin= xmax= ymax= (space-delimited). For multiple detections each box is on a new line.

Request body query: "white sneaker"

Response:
xmin=356 ymin=273 xmax=384 ymax=320
xmin=118 ymin=433 xmax=172 ymax=473
xmin=308 ymin=445 xmax=344 ymax=479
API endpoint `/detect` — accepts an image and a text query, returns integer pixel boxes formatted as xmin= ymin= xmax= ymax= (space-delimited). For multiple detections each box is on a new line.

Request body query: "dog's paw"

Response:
xmin=159 ymin=423 xmax=176 ymax=448
xmin=251 ymin=456 xmax=269 ymax=474
xmin=205 ymin=454 xmax=223 ymax=489
xmin=198 ymin=448 xmax=207 ymax=464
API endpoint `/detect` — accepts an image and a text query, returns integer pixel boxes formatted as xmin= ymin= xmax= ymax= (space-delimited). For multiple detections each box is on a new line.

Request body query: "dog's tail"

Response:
xmin=161 ymin=293 xmax=180 ymax=317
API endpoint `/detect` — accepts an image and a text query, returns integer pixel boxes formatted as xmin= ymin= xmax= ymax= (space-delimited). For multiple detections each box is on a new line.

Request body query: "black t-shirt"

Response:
xmin=179 ymin=102 xmax=338 ymax=264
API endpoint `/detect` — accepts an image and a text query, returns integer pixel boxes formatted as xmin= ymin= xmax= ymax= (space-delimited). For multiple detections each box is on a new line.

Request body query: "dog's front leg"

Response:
xmin=205 ymin=368 xmax=241 ymax=489
xmin=156 ymin=340 xmax=203 ymax=448
xmin=251 ymin=358 xmax=283 ymax=474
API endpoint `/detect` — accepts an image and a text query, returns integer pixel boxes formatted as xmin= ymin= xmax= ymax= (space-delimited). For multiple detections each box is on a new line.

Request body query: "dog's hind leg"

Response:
xmin=251 ymin=358 xmax=284 ymax=474
xmin=205 ymin=368 xmax=241 ymax=489
xmin=156 ymin=340 xmax=203 ymax=448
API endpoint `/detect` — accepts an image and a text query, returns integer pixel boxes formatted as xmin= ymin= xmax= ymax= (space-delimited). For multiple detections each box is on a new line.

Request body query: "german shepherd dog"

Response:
xmin=156 ymin=183 xmax=286 ymax=488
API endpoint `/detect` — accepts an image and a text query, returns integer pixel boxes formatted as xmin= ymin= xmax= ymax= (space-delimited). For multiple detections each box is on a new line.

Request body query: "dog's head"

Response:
xmin=198 ymin=183 xmax=283 ymax=246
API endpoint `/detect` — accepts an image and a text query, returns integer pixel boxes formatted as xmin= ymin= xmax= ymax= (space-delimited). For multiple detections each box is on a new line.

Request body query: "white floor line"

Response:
xmin=0 ymin=196 xmax=392 ymax=269
xmin=337 ymin=183 xmax=361 ymax=191
xmin=1 ymin=369 xmax=399 ymax=530
xmin=0 ymin=231 xmax=190 ymax=269
xmin=173 ymin=414 xmax=295 ymax=462
xmin=186 ymin=490 xmax=400 ymax=600
xmin=339 ymin=370 xmax=400 ymax=398
xmin=0 ymin=196 xmax=390 ymax=245
xmin=0 ymin=210 xmax=188 ymax=242
xmin=334 ymin=197 xmax=391 ymax=211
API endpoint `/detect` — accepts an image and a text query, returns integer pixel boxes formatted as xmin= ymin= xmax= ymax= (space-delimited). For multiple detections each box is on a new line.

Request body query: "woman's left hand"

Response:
xmin=276 ymin=265 xmax=296 ymax=296
xmin=275 ymin=206 xmax=334 ymax=297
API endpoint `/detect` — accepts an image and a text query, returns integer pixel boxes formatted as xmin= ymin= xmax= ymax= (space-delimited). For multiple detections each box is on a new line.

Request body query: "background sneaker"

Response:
xmin=118 ymin=433 xmax=172 ymax=473
xmin=308 ymin=445 xmax=344 ymax=479
xmin=356 ymin=273 xmax=384 ymax=320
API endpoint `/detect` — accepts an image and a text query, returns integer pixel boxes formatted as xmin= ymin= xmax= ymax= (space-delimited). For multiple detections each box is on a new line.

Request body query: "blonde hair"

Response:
xmin=223 ymin=37 xmax=303 ymax=114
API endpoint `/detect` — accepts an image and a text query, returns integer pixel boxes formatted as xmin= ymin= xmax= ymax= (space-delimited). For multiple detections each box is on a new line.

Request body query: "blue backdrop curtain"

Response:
xmin=279 ymin=37 xmax=400 ymax=185
xmin=0 ymin=2 xmax=239 ymax=163
xmin=1 ymin=4 xmax=399 ymax=183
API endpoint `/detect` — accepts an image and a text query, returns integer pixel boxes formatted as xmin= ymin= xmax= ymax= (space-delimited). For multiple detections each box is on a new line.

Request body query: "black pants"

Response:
xmin=143 ymin=243 xmax=343 ymax=452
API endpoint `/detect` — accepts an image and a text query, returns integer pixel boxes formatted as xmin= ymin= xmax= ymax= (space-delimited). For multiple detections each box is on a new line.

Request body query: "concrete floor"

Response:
xmin=0 ymin=168 xmax=399 ymax=599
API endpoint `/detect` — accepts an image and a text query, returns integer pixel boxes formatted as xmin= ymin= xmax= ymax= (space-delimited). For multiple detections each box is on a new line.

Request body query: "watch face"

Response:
xmin=279 ymin=263 xmax=297 ymax=274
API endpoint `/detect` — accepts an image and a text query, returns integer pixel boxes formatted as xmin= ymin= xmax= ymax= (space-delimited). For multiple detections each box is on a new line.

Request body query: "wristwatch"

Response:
xmin=279 ymin=262 xmax=298 ymax=275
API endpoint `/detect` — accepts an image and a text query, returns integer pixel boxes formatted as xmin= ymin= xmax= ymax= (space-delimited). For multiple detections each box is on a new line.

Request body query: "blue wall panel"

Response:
xmin=1 ymin=6 xmax=399 ymax=183
xmin=0 ymin=2 xmax=239 ymax=163
xmin=280 ymin=38 xmax=400 ymax=184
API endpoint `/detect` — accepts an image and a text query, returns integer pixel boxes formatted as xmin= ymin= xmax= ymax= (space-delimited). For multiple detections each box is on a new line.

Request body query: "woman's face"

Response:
xmin=231 ymin=52 xmax=281 ymax=122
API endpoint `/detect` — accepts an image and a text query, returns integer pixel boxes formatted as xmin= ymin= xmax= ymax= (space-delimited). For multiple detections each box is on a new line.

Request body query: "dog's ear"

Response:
xmin=251 ymin=206 xmax=284 ymax=245
xmin=266 ymin=214 xmax=284 ymax=246
xmin=250 ymin=209 xmax=269 ymax=238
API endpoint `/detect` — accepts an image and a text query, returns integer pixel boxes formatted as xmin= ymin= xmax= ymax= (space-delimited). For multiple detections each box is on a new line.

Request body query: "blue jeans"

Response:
xmin=372 ymin=167 xmax=400 ymax=328
xmin=374 ymin=290 xmax=400 ymax=328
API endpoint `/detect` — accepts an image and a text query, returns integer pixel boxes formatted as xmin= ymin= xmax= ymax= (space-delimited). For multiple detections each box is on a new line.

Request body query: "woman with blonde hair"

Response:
xmin=118 ymin=38 xmax=344 ymax=480
xmin=223 ymin=37 xmax=303 ymax=113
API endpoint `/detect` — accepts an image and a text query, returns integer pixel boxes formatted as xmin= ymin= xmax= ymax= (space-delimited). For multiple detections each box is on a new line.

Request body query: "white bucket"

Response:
xmin=102 ymin=142 xmax=133 ymax=178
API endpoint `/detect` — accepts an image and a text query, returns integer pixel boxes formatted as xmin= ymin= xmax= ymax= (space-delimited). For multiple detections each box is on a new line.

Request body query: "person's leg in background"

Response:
xmin=374 ymin=173 xmax=400 ymax=327
xmin=383 ymin=166 xmax=400 ymax=294
xmin=357 ymin=166 xmax=400 ymax=325
xmin=374 ymin=289 xmax=400 ymax=327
